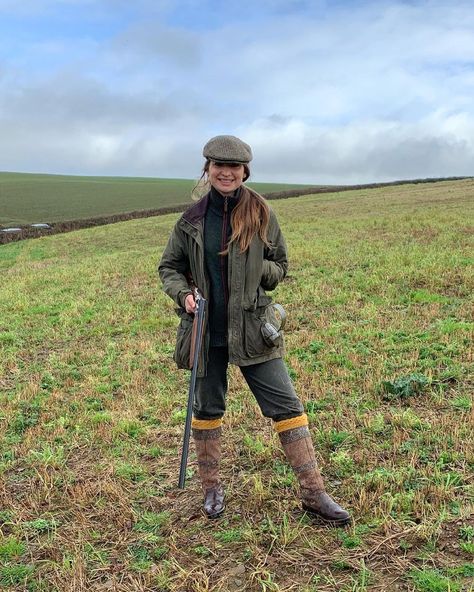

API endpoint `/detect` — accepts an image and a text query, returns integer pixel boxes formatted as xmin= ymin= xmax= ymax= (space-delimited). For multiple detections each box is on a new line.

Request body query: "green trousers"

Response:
xmin=193 ymin=346 xmax=304 ymax=421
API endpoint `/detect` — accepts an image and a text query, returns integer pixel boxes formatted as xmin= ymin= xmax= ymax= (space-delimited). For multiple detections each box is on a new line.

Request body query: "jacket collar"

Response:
xmin=182 ymin=193 xmax=210 ymax=226
xmin=182 ymin=186 xmax=245 ymax=226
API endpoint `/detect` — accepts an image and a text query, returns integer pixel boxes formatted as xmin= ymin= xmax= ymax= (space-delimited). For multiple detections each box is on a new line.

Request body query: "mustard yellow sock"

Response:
xmin=274 ymin=413 xmax=308 ymax=433
xmin=191 ymin=417 xmax=223 ymax=430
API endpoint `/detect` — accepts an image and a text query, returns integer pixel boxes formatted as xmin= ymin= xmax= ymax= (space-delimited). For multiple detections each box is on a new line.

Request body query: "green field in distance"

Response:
xmin=0 ymin=171 xmax=311 ymax=226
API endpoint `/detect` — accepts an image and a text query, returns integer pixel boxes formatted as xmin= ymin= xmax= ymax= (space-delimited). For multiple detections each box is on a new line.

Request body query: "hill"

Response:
xmin=0 ymin=172 xmax=310 ymax=226
xmin=0 ymin=179 xmax=472 ymax=591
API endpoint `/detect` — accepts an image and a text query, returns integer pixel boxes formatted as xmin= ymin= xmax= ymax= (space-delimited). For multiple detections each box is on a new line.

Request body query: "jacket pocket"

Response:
xmin=243 ymin=292 xmax=277 ymax=358
xmin=173 ymin=309 xmax=194 ymax=369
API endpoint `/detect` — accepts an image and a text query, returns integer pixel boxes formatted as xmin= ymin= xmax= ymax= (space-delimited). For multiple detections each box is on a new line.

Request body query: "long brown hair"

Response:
xmin=193 ymin=159 xmax=271 ymax=253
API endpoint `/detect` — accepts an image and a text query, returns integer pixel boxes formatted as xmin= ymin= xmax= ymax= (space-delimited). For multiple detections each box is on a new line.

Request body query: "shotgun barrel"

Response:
xmin=178 ymin=290 xmax=206 ymax=489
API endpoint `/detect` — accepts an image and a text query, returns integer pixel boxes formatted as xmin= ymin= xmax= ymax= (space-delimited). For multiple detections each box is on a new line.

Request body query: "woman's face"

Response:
xmin=208 ymin=161 xmax=245 ymax=196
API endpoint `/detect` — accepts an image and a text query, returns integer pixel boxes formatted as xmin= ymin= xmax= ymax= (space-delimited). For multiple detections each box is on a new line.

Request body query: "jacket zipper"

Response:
xmin=221 ymin=196 xmax=229 ymax=306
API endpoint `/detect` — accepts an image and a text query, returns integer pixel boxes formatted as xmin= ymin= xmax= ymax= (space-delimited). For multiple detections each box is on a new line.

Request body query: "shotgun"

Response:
xmin=178 ymin=288 xmax=206 ymax=489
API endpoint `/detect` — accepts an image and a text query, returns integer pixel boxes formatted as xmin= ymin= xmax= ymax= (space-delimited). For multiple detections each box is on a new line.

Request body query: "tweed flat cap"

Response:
xmin=203 ymin=135 xmax=253 ymax=164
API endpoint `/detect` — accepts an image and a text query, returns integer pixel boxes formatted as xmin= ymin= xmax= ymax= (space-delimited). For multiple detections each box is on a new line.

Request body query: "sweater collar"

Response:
xmin=209 ymin=185 xmax=241 ymax=213
xmin=182 ymin=185 xmax=246 ymax=226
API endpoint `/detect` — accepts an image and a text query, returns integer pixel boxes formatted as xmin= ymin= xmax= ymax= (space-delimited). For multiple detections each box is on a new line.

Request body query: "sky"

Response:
xmin=0 ymin=0 xmax=473 ymax=184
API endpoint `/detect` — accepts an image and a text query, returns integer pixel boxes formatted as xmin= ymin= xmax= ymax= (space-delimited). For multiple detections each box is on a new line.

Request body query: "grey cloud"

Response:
xmin=365 ymin=135 xmax=472 ymax=180
xmin=243 ymin=117 xmax=474 ymax=184
xmin=0 ymin=67 xmax=210 ymax=176
xmin=0 ymin=116 xmax=206 ymax=177
xmin=2 ymin=105 xmax=473 ymax=182
xmin=0 ymin=64 xmax=216 ymax=178
xmin=266 ymin=114 xmax=293 ymax=125
xmin=1 ymin=72 xmax=210 ymax=128
xmin=109 ymin=23 xmax=201 ymax=68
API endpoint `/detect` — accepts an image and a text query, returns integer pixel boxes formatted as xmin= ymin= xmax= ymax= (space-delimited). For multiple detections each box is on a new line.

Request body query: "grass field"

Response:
xmin=0 ymin=172 xmax=309 ymax=226
xmin=0 ymin=179 xmax=473 ymax=591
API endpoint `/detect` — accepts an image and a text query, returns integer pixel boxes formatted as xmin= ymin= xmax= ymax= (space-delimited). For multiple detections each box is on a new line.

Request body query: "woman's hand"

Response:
xmin=185 ymin=293 xmax=196 ymax=314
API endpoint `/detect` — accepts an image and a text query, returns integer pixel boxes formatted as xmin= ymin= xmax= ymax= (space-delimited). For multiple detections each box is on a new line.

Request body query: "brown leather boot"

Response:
xmin=276 ymin=415 xmax=351 ymax=526
xmin=192 ymin=418 xmax=225 ymax=519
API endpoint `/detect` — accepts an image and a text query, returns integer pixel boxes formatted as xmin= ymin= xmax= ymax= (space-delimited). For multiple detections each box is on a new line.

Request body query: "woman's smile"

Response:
xmin=208 ymin=161 xmax=245 ymax=195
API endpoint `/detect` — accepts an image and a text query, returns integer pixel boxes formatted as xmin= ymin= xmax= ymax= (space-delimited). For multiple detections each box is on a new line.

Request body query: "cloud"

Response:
xmin=0 ymin=67 xmax=212 ymax=176
xmin=240 ymin=112 xmax=474 ymax=183
xmin=0 ymin=1 xmax=473 ymax=182
xmin=109 ymin=22 xmax=201 ymax=68
xmin=2 ymin=73 xmax=190 ymax=126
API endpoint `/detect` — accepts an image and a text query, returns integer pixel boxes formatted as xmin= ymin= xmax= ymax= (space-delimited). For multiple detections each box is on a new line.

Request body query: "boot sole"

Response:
xmin=302 ymin=504 xmax=351 ymax=527
xmin=206 ymin=507 xmax=225 ymax=520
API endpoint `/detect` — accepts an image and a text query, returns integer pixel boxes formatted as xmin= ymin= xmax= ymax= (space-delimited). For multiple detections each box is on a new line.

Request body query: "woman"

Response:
xmin=158 ymin=135 xmax=350 ymax=525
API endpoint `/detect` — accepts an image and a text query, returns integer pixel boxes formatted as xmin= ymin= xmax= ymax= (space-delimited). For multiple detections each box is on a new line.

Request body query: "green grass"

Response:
xmin=0 ymin=171 xmax=310 ymax=226
xmin=0 ymin=537 xmax=25 ymax=560
xmin=408 ymin=568 xmax=461 ymax=592
xmin=0 ymin=179 xmax=473 ymax=590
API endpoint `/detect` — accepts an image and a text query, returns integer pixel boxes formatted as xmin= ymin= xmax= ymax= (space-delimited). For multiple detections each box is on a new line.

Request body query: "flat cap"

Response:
xmin=203 ymin=135 xmax=253 ymax=164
